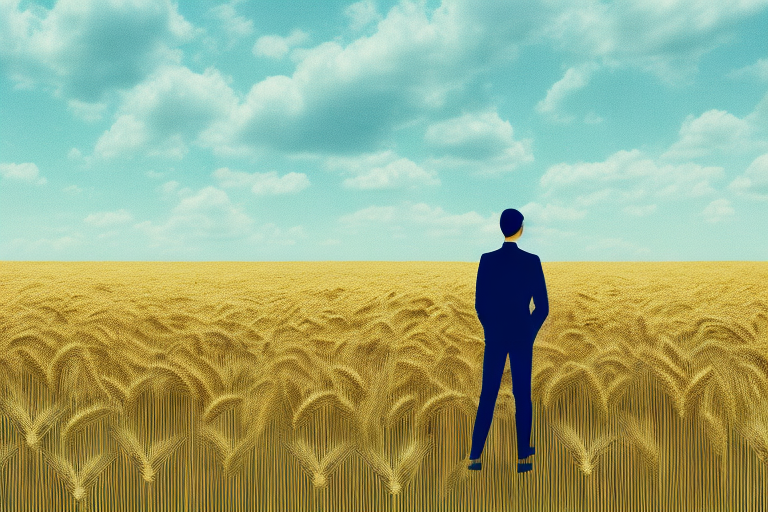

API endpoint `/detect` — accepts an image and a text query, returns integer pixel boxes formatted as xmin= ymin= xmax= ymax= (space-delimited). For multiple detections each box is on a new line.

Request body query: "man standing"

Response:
xmin=467 ymin=208 xmax=549 ymax=474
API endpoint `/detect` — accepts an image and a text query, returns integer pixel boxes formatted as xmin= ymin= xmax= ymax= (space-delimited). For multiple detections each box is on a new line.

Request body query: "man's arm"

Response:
xmin=530 ymin=256 xmax=549 ymax=341
xmin=474 ymin=254 xmax=488 ymax=326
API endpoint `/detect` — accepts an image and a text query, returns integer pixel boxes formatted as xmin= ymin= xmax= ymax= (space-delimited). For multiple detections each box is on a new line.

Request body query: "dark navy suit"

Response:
xmin=469 ymin=241 xmax=549 ymax=461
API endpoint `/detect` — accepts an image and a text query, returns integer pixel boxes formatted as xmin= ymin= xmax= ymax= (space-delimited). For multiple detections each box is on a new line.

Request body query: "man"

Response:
xmin=467 ymin=208 xmax=549 ymax=474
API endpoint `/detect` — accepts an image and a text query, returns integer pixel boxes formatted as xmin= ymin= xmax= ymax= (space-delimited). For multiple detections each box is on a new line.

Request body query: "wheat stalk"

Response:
xmin=700 ymin=388 xmax=728 ymax=463
xmin=281 ymin=432 xmax=355 ymax=488
xmin=617 ymin=411 xmax=659 ymax=468
xmin=0 ymin=442 xmax=18 ymax=471
xmin=604 ymin=373 xmax=633 ymax=406
xmin=269 ymin=355 xmax=316 ymax=385
xmin=292 ymin=390 xmax=356 ymax=429
xmin=534 ymin=342 xmax=568 ymax=361
xmin=392 ymin=433 xmax=433 ymax=495
xmin=330 ymin=364 xmax=367 ymax=398
xmin=47 ymin=342 xmax=90 ymax=395
xmin=0 ymin=391 xmax=66 ymax=451
xmin=416 ymin=390 xmax=476 ymax=433
xmin=173 ymin=349 xmax=226 ymax=395
xmin=199 ymin=422 xmax=259 ymax=477
xmin=551 ymin=420 xmax=616 ymax=475
xmin=203 ymin=393 xmax=244 ymax=423
xmin=387 ymin=394 xmax=417 ymax=426
xmin=61 ymin=404 xmax=116 ymax=446
xmin=113 ymin=425 xmax=186 ymax=483
xmin=41 ymin=447 xmax=116 ymax=502
xmin=12 ymin=346 xmax=51 ymax=388
xmin=737 ymin=407 xmax=768 ymax=464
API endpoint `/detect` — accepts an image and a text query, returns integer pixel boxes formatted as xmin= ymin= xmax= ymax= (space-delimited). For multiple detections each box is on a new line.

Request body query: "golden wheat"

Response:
xmin=0 ymin=442 xmax=18 ymax=471
xmin=551 ymin=420 xmax=617 ymax=475
xmin=392 ymin=433 xmax=433 ymax=495
xmin=700 ymin=389 xmax=728 ymax=461
xmin=604 ymin=373 xmax=633 ymax=406
xmin=330 ymin=364 xmax=367 ymax=397
xmin=174 ymin=362 xmax=218 ymax=405
xmin=416 ymin=390 xmax=475 ymax=431
xmin=114 ymin=425 xmax=186 ymax=482
xmin=200 ymin=424 xmax=257 ymax=476
xmin=737 ymin=407 xmax=768 ymax=464
xmin=203 ymin=393 xmax=244 ymax=423
xmin=269 ymin=354 xmax=316 ymax=385
xmin=41 ymin=447 xmax=116 ymax=502
xmin=661 ymin=338 xmax=688 ymax=370
xmin=292 ymin=389 xmax=356 ymax=429
xmin=543 ymin=361 xmax=608 ymax=415
xmin=617 ymin=411 xmax=659 ymax=468
xmin=149 ymin=361 xmax=197 ymax=398
xmin=0 ymin=392 xmax=66 ymax=451
xmin=61 ymin=403 xmax=116 ymax=445
xmin=11 ymin=346 xmax=50 ymax=388
xmin=682 ymin=366 xmax=715 ymax=415
xmin=535 ymin=341 xmax=568 ymax=361
xmin=387 ymin=393 xmax=417 ymax=426
xmin=47 ymin=342 xmax=91 ymax=395
xmin=282 ymin=434 xmax=355 ymax=488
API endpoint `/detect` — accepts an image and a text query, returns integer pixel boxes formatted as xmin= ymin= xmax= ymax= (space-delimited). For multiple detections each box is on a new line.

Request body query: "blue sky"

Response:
xmin=1 ymin=0 xmax=767 ymax=263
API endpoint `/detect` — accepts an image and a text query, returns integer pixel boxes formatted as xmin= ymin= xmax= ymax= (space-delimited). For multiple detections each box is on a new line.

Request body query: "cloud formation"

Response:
xmin=0 ymin=0 xmax=195 ymax=101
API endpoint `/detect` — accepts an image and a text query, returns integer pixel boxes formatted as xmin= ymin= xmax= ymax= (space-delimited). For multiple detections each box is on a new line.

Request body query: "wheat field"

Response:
xmin=0 ymin=260 xmax=767 ymax=512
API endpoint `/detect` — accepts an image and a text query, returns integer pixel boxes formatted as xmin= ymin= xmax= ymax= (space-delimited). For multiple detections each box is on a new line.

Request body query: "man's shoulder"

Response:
xmin=482 ymin=248 xmax=539 ymax=260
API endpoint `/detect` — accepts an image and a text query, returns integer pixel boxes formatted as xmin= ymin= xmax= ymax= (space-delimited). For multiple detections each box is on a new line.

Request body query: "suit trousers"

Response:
xmin=468 ymin=332 xmax=533 ymax=460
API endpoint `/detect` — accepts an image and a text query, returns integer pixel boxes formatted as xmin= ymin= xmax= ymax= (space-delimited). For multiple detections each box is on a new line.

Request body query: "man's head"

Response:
xmin=500 ymin=208 xmax=524 ymax=241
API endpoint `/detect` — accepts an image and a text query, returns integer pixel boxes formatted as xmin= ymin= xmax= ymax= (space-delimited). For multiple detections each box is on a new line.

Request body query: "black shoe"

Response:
xmin=468 ymin=459 xmax=482 ymax=471
xmin=517 ymin=462 xmax=533 ymax=473
xmin=519 ymin=446 xmax=536 ymax=459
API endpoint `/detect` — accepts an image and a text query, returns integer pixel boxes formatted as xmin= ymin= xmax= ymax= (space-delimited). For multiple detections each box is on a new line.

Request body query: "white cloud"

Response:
xmin=583 ymin=111 xmax=604 ymax=124
xmin=337 ymin=201 xmax=492 ymax=239
xmin=202 ymin=0 xmax=538 ymax=155
xmin=93 ymin=115 xmax=148 ymax=159
xmin=8 ymin=233 xmax=83 ymax=253
xmin=728 ymin=58 xmax=768 ymax=81
xmin=728 ymin=152 xmax=768 ymax=200
xmin=326 ymin=151 xmax=439 ymax=190
xmin=622 ymin=204 xmax=657 ymax=217
xmin=541 ymin=149 xmax=724 ymax=201
xmin=0 ymin=0 xmax=195 ymax=102
xmin=84 ymin=209 xmax=133 ymax=227
xmin=535 ymin=62 xmax=600 ymax=122
xmin=345 ymin=0 xmax=382 ymax=31
xmin=574 ymin=188 xmax=612 ymax=207
xmin=134 ymin=185 xmax=306 ymax=248
xmin=518 ymin=202 xmax=588 ymax=223
xmin=134 ymin=186 xmax=254 ymax=244
xmin=212 ymin=167 xmax=311 ymax=195
xmin=0 ymin=162 xmax=47 ymax=185
xmin=92 ymin=65 xmax=238 ymax=159
xmin=425 ymin=110 xmax=532 ymax=162
xmin=583 ymin=236 xmax=651 ymax=257
xmin=67 ymin=99 xmax=107 ymax=122
xmin=661 ymin=109 xmax=765 ymax=160
xmin=210 ymin=1 xmax=254 ymax=40
xmin=701 ymin=198 xmax=736 ymax=223
xmin=538 ymin=0 xmax=768 ymax=83
xmin=253 ymin=30 xmax=309 ymax=59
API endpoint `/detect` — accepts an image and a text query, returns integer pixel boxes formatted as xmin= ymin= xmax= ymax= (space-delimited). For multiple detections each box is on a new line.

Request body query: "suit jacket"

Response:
xmin=474 ymin=241 xmax=549 ymax=345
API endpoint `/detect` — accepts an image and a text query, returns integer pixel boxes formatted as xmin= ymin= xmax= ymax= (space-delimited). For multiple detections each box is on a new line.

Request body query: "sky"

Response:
xmin=1 ymin=0 xmax=767 ymax=263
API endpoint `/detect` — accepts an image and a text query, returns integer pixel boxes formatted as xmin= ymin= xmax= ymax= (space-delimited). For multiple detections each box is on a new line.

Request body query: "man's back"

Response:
xmin=474 ymin=241 xmax=549 ymax=342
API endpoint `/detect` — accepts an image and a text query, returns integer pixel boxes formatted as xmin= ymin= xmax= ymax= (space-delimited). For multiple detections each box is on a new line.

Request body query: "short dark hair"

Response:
xmin=500 ymin=208 xmax=524 ymax=237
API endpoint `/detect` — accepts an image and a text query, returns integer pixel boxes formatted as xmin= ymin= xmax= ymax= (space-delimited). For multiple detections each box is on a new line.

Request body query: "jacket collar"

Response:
xmin=502 ymin=241 xmax=518 ymax=249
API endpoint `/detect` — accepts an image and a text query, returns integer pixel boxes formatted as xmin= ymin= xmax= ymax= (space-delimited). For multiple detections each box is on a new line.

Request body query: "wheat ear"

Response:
xmin=61 ymin=404 xmax=116 ymax=445
xmin=203 ymin=393 xmax=244 ymax=423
